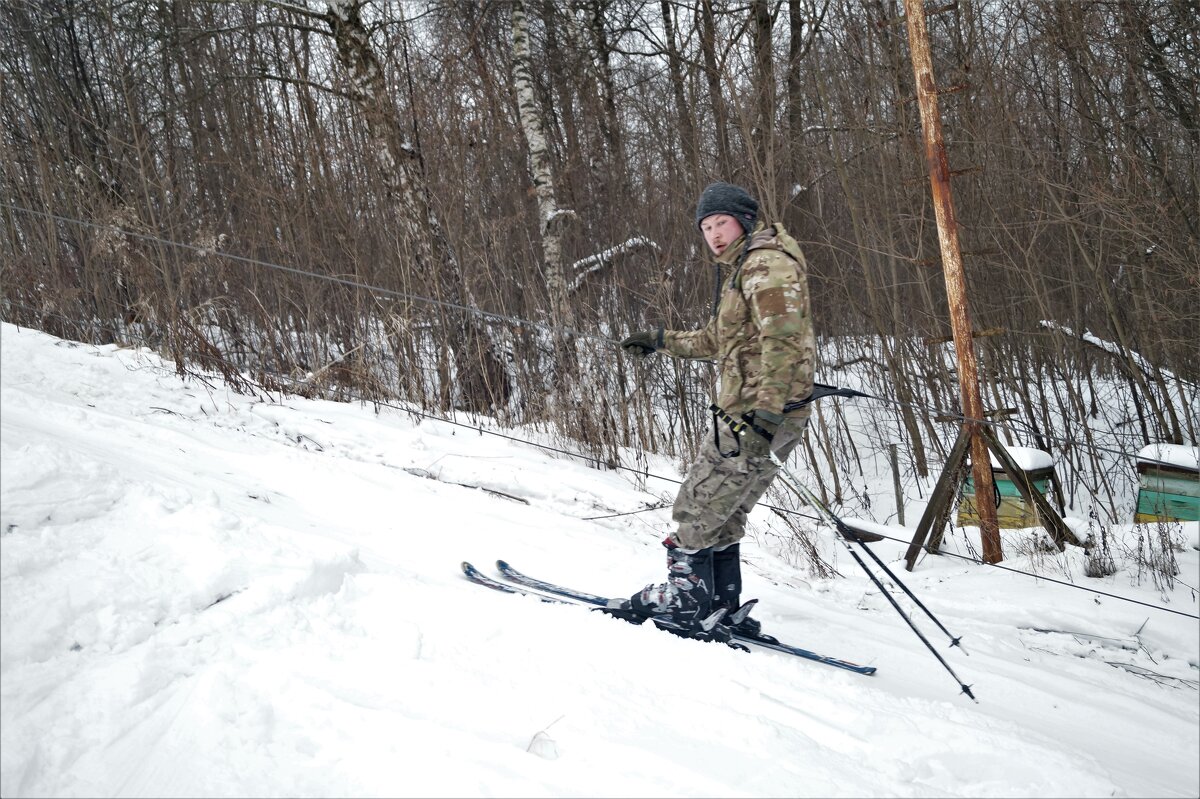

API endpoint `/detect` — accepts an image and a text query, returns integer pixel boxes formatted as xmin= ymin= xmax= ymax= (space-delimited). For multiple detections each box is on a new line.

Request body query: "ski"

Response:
xmin=460 ymin=561 xmax=570 ymax=604
xmin=494 ymin=559 xmax=877 ymax=675
xmin=463 ymin=561 xmax=746 ymax=650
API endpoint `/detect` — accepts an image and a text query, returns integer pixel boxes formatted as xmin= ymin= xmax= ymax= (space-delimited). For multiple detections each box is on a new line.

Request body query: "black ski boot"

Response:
xmin=604 ymin=538 xmax=732 ymax=644
xmin=713 ymin=543 xmax=771 ymax=640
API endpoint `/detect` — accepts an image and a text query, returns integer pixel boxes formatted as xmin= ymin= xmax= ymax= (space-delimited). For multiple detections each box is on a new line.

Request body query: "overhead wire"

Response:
xmin=5 ymin=299 xmax=1197 ymax=622
xmin=7 ymin=201 xmax=1193 ymax=465
xmin=3 ymin=204 xmax=1198 ymax=620
xmin=0 ymin=202 xmax=612 ymax=346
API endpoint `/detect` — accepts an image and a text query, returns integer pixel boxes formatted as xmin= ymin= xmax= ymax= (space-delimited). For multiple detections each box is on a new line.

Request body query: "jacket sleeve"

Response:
xmin=660 ymin=319 xmax=718 ymax=359
xmin=741 ymin=250 xmax=815 ymax=415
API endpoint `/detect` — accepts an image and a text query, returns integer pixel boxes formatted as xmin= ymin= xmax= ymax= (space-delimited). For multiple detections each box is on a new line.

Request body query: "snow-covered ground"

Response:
xmin=2 ymin=321 xmax=1197 ymax=798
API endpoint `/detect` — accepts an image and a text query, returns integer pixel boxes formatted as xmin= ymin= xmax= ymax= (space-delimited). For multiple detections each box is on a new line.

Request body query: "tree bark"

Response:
xmin=511 ymin=0 xmax=573 ymax=324
xmin=321 ymin=0 xmax=510 ymax=412
xmin=699 ymin=0 xmax=732 ymax=166
xmin=662 ymin=0 xmax=698 ymax=186
xmin=904 ymin=0 xmax=1002 ymax=564
xmin=750 ymin=0 xmax=776 ymax=208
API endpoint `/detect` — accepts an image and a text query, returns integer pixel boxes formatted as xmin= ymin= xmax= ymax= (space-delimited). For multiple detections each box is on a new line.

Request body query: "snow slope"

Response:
xmin=2 ymin=322 xmax=1197 ymax=798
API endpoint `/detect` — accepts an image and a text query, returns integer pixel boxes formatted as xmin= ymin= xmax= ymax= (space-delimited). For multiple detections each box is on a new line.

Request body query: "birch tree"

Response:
xmin=274 ymin=0 xmax=511 ymax=413
xmin=511 ymin=0 xmax=574 ymax=324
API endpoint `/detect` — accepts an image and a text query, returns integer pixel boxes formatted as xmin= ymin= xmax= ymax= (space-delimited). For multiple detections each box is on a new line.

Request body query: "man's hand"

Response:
xmin=739 ymin=408 xmax=784 ymax=459
xmin=620 ymin=328 xmax=663 ymax=359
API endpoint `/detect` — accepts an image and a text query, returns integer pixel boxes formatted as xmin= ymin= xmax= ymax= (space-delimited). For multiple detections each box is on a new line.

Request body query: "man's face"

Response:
xmin=700 ymin=213 xmax=741 ymax=256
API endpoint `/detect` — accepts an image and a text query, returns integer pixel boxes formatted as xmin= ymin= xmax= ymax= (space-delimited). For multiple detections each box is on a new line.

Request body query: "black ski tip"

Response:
xmin=461 ymin=561 xmax=476 ymax=575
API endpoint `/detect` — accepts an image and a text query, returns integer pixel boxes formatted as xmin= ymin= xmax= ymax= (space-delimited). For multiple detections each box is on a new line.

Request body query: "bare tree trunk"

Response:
xmin=321 ymin=1 xmax=510 ymax=412
xmin=749 ymin=0 xmax=776 ymax=211
xmin=662 ymin=0 xmax=698 ymax=186
xmin=787 ymin=0 xmax=823 ymax=215
xmin=541 ymin=1 xmax=584 ymax=200
xmin=811 ymin=67 xmax=932 ymax=478
xmin=559 ymin=1 xmax=627 ymax=202
xmin=583 ymin=1 xmax=627 ymax=184
xmin=1045 ymin=185 xmax=1178 ymax=443
xmin=511 ymin=0 xmax=573 ymax=324
xmin=904 ymin=0 xmax=1002 ymax=563
xmin=699 ymin=0 xmax=732 ymax=166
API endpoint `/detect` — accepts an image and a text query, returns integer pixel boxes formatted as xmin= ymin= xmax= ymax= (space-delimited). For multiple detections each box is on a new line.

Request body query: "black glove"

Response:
xmin=739 ymin=408 xmax=784 ymax=459
xmin=620 ymin=328 xmax=663 ymax=359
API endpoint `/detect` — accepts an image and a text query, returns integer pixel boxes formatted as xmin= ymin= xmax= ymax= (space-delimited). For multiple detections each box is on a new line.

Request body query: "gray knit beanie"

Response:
xmin=695 ymin=182 xmax=758 ymax=236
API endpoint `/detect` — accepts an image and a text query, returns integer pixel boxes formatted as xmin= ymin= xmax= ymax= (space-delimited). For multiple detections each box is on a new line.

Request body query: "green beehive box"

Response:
xmin=1134 ymin=445 xmax=1199 ymax=523
xmin=957 ymin=447 xmax=1055 ymax=529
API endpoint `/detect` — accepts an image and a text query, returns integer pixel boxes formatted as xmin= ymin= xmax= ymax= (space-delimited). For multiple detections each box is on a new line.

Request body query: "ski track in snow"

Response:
xmin=1 ymin=322 xmax=1197 ymax=798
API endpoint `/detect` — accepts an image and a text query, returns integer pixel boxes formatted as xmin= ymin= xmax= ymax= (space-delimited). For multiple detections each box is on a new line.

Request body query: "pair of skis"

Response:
xmin=461 ymin=559 xmax=876 ymax=676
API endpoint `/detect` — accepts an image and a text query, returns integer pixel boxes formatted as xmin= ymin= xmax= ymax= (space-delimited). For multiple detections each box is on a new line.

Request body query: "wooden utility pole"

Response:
xmin=903 ymin=0 xmax=1003 ymax=564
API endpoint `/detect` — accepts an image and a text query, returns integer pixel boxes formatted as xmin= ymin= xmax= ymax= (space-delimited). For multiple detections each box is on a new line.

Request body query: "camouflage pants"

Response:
xmin=672 ymin=415 xmax=809 ymax=551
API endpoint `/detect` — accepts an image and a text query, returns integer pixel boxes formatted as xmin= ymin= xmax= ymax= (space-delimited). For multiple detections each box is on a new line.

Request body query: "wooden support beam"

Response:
xmin=904 ymin=0 xmax=1003 ymax=563
xmin=927 ymin=2 xmax=960 ymax=15
xmin=923 ymin=327 xmax=1007 ymax=346
xmin=933 ymin=406 xmax=1018 ymax=423
xmin=904 ymin=425 xmax=1082 ymax=572
xmin=904 ymin=426 xmax=973 ymax=571
xmin=884 ymin=2 xmax=957 ymax=27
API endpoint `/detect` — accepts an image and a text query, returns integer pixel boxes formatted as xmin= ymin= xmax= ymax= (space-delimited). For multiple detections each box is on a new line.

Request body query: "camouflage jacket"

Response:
xmin=662 ymin=222 xmax=815 ymax=419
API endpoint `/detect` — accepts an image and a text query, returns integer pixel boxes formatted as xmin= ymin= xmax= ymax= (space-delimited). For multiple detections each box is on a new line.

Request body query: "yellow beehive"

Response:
xmin=957 ymin=447 xmax=1056 ymax=529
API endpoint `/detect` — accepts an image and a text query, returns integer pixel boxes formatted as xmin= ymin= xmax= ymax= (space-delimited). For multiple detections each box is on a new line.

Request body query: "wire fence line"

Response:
xmin=3 ymin=201 xmax=1192 ymax=473
xmin=2 ymin=303 xmax=1196 ymax=621
xmin=1 ymin=202 xmax=610 ymax=345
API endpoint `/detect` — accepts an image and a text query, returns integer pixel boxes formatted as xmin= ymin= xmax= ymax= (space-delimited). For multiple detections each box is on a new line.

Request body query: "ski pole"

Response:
xmin=708 ymin=403 xmax=976 ymax=700
xmin=770 ymin=450 xmax=977 ymax=701
xmin=782 ymin=391 xmax=969 ymax=647
xmin=833 ymin=518 xmax=967 ymax=653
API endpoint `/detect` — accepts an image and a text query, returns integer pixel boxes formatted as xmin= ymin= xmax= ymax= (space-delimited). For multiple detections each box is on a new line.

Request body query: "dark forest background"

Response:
xmin=2 ymin=0 xmax=1196 ymax=523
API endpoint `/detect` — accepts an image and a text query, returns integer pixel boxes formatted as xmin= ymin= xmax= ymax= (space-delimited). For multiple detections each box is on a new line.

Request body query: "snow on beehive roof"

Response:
xmin=1136 ymin=443 xmax=1199 ymax=471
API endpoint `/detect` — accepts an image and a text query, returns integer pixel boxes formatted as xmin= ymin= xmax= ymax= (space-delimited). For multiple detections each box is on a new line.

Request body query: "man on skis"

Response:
xmin=614 ymin=181 xmax=816 ymax=643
